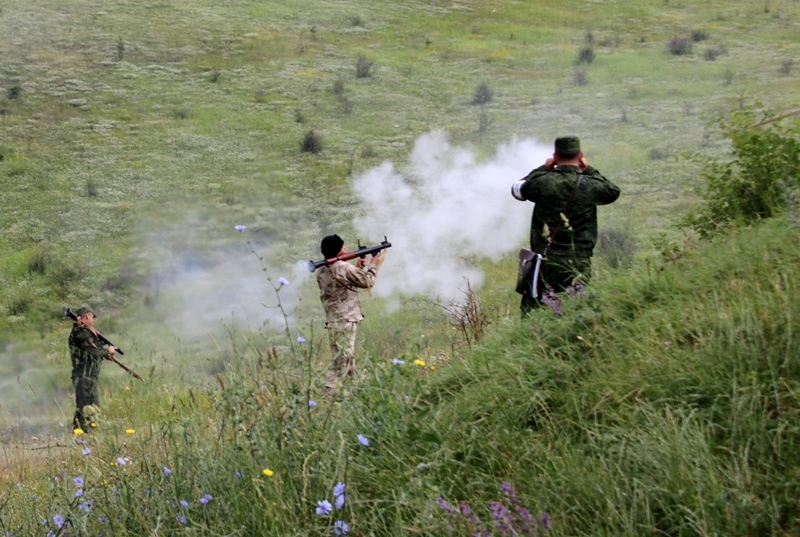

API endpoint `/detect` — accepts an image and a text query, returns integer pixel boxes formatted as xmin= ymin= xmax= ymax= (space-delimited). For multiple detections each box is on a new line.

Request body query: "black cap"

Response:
xmin=75 ymin=306 xmax=95 ymax=317
xmin=321 ymin=234 xmax=344 ymax=259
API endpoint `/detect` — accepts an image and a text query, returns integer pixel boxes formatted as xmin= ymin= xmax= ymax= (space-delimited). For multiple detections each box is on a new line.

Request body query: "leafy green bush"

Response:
xmin=684 ymin=105 xmax=800 ymax=238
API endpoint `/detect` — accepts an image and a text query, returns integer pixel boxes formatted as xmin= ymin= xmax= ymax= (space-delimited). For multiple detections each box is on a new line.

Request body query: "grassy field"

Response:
xmin=1 ymin=0 xmax=800 ymax=534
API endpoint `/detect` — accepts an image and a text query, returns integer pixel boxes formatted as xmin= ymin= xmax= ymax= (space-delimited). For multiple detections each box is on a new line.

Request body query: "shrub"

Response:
xmin=355 ymin=55 xmax=373 ymax=78
xmin=472 ymin=82 xmax=493 ymax=105
xmin=691 ymin=29 xmax=709 ymax=42
xmin=572 ymin=67 xmax=588 ymax=86
xmin=780 ymin=59 xmax=794 ymax=76
xmin=27 ymin=250 xmax=50 ymax=275
xmin=575 ymin=46 xmax=595 ymax=65
xmin=301 ymin=130 xmax=323 ymax=153
xmin=666 ymin=36 xmax=692 ymax=55
xmin=596 ymin=229 xmax=637 ymax=269
xmin=7 ymin=85 xmax=22 ymax=100
xmin=683 ymin=105 xmax=800 ymax=238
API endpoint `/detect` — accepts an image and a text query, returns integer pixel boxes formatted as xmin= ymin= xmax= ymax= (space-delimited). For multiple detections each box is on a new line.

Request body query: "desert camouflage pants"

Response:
xmin=72 ymin=375 xmax=100 ymax=430
xmin=323 ymin=322 xmax=358 ymax=397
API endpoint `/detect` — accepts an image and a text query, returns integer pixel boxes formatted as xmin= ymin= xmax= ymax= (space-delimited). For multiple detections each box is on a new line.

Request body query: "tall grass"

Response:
xmin=3 ymin=218 xmax=799 ymax=535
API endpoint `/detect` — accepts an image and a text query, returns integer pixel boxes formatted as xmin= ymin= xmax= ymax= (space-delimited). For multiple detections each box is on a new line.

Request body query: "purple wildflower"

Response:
xmin=357 ymin=434 xmax=369 ymax=446
xmin=333 ymin=482 xmax=346 ymax=497
xmin=52 ymin=515 xmax=64 ymax=529
xmin=308 ymin=400 xmax=317 ymax=408
xmin=278 ymin=277 xmax=289 ymax=286
xmin=177 ymin=515 xmax=187 ymax=525
xmin=541 ymin=512 xmax=551 ymax=531
xmin=73 ymin=477 xmax=84 ymax=487
xmin=436 ymin=496 xmax=455 ymax=514
xmin=335 ymin=494 xmax=346 ymax=510
xmin=316 ymin=499 xmax=333 ymax=516
xmin=98 ymin=516 xmax=109 ymax=523
xmin=234 ymin=225 xmax=246 ymax=232
xmin=75 ymin=488 xmax=84 ymax=497
xmin=199 ymin=494 xmax=213 ymax=505
xmin=78 ymin=500 xmax=93 ymax=513
xmin=82 ymin=447 xmax=91 ymax=456
xmin=392 ymin=358 xmax=405 ymax=365
xmin=333 ymin=520 xmax=350 ymax=535
xmin=179 ymin=500 xmax=189 ymax=508
xmin=235 ymin=471 xmax=244 ymax=479
xmin=489 ymin=501 xmax=513 ymax=533
xmin=116 ymin=457 xmax=126 ymax=466
xmin=297 ymin=336 xmax=306 ymax=343
xmin=163 ymin=467 xmax=172 ymax=476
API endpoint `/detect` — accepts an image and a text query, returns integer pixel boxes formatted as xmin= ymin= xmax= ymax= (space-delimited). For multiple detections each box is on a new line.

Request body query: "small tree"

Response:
xmin=684 ymin=105 xmax=800 ymax=238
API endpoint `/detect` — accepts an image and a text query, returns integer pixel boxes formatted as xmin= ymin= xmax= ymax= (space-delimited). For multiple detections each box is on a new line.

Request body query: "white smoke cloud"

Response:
xmin=353 ymin=132 xmax=550 ymax=303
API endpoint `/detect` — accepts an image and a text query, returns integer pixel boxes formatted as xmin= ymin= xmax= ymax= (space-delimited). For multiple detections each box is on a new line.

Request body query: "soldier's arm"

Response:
xmin=514 ymin=166 xmax=549 ymax=201
xmin=333 ymin=260 xmax=378 ymax=289
xmin=584 ymin=167 xmax=621 ymax=205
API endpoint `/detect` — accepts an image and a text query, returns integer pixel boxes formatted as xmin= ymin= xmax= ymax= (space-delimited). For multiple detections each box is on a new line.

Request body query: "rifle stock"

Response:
xmin=307 ymin=237 xmax=391 ymax=272
xmin=64 ymin=308 xmax=145 ymax=382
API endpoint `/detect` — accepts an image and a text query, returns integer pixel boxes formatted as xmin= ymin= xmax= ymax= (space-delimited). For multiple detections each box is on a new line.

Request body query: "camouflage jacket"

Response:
xmin=317 ymin=260 xmax=378 ymax=326
xmin=517 ymin=164 xmax=620 ymax=257
xmin=69 ymin=323 xmax=109 ymax=380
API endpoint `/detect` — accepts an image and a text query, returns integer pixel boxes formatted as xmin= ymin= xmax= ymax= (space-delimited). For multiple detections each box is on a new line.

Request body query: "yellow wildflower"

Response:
xmin=73 ymin=428 xmax=84 ymax=435
xmin=125 ymin=429 xmax=135 ymax=435
xmin=414 ymin=359 xmax=426 ymax=367
xmin=90 ymin=423 xmax=98 ymax=428
xmin=262 ymin=468 xmax=274 ymax=477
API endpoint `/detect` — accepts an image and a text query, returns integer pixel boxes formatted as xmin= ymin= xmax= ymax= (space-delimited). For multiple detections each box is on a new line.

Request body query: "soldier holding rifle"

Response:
xmin=68 ymin=306 xmax=117 ymax=431
xmin=315 ymin=234 xmax=386 ymax=398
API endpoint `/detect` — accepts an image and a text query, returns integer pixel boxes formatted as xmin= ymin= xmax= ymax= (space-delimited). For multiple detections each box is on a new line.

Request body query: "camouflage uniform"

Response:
xmin=317 ymin=260 xmax=379 ymax=396
xmin=516 ymin=163 xmax=620 ymax=314
xmin=69 ymin=323 xmax=110 ymax=429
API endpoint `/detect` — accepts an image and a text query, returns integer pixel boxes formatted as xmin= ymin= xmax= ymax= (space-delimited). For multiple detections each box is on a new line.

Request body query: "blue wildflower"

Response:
xmin=335 ymin=494 xmax=346 ymax=510
xmin=73 ymin=477 xmax=84 ymax=487
xmin=278 ymin=277 xmax=289 ymax=286
xmin=116 ymin=457 xmax=126 ymax=466
xmin=177 ymin=515 xmax=187 ymax=525
xmin=82 ymin=447 xmax=91 ymax=456
xmin=235 ymin=471 xmax=244 ymax=479
xmin=163 ymin=467 xmax=172 ymax=476
xmin=52 ymin=515 xmax=64 ymax=529
xmin=357 ymin=434 xmax=369 ymax=446
xmin=392 ymin=358 xmax=405 ymax=365
xmin=75 ymin=488 xmax=84 ymax=497
xmin=297 ymin=336 xmax=306 ymax=343
xmin=333 ymin=520 xmax=349 ymax=535
xmin=78 ymin=500 xmax=93 ymax=513
xmin=234 ymin=225 xmax=247 ymax=232
xmin=308 ymin=400 xmax=317 ymax=408
xmin=315 ymin=499 xmax=333 ymax=516
xmin=333 ymin=482 xmax=346 ymax=497
xmin=179 ymin=500 xmax=189 ymax=508
xmin=98 ymin=516 xmax=109 ymax=523
xmin=199 ymin=494 xmax=213 ymax=505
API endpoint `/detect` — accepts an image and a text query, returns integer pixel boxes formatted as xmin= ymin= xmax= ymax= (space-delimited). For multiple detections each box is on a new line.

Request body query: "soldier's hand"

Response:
xmin=357 ymin=256 xmax=368 ymax=269
xmin=545 ymin=157 xmax=556 ymax=171
xmin=578 ymin=156 xmax=588 ymax=171
xmin=370 ymin=251 xmax=386 ymax=268
xmin=107 ymin=346 xmax=117 ymax=358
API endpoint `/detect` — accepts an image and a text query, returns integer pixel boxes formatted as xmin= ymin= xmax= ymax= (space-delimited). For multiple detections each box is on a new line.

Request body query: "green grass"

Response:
xmin=1 ymin=0 xmax=800 ymax=533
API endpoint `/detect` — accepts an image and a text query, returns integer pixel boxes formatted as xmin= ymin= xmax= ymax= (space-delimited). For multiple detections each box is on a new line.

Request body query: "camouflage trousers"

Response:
xmin=521 ymin=255 xmax=592 ymax=317
xmin=323 ymin=322 xmax=359 ymax=398
xmin=72 ymin=375 xmax=101 ymax=430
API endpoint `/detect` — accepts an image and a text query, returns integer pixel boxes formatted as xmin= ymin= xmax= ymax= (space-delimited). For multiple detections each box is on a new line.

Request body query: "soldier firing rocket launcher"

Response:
xmin=307 ymin=237 xmax=391 ymax=272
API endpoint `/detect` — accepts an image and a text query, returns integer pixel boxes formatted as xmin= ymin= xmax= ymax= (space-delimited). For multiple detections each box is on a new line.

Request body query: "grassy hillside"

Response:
xmin=2 ymin=218 xmax=798 ymax=535
xmin=1 ymin=0 xmax=800 ymax=533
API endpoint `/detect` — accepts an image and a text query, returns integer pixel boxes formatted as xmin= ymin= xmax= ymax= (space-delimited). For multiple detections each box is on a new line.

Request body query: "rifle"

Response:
xmin=64 ymin=308 xmax=144 ymax=382
xmin=307 ymin=236 xmax=391 ymax=272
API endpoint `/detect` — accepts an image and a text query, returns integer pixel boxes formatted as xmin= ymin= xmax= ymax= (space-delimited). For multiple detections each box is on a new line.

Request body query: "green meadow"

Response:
xmin=1 ymin=0 xmax=799 ymax=535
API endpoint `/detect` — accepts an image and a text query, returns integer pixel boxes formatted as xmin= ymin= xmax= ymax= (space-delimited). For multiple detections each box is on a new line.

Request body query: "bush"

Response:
xmin=666 ymin=36 xmax=692 ymax=55
xmin=471 ymin=82 xmax=493 ymax=105
xmin=355 ymin=55 xmax=374 ymax=78
xmin=575 ymin=46 xmax=595 ymax=65
xmin=572 ymin=67 xmax=588 ymax=86
xmin=301 ymin=130 xmax=323 ymax=153
xmin=683 ymin=105 xmax=800 ymax=238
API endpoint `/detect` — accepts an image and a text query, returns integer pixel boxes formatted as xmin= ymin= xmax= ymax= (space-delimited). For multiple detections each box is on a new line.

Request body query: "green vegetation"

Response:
xmin=2 ymin=0 xmax=800 ymax=535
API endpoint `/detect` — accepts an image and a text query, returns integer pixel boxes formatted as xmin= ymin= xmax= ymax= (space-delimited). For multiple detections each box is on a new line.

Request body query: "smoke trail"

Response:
xmin=353 ymin=132 xmax=550 ymax=303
